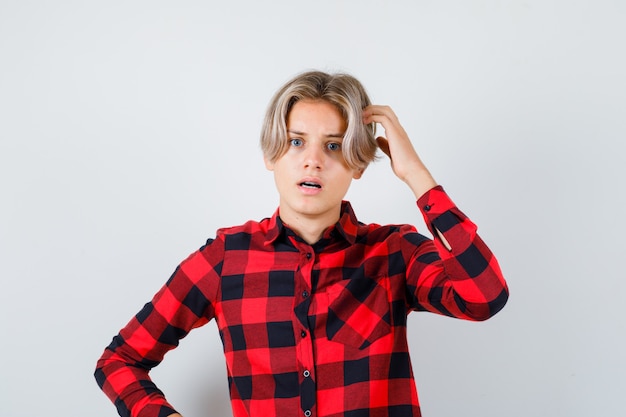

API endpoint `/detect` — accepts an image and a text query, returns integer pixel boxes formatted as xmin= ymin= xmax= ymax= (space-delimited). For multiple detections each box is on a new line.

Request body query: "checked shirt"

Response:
xmin=95 ymin=186 xmax=509 ymax=417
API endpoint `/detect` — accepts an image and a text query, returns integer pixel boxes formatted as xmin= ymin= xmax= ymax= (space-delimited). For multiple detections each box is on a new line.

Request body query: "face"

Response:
xmin=264 ymin=99 xmax=362 ymax=230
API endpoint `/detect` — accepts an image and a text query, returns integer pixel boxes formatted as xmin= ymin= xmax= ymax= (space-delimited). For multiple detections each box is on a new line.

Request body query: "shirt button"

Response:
xmin=304 ymin=410 xmax=312 ymax=417
xmin=303 ymin=370 xmax=310 ymax=378
xmin=306 ymin=252 xmax=312 ymax=259
xmin=302 ymin=290 xmax=309 ymax=298
xmin=301 ymin=330 xmax=307 ymax=338
xmin=424 ymin=204 xmax=431 ymax=211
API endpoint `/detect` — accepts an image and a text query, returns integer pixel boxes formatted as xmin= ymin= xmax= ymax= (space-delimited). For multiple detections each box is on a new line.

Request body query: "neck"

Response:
xmin=291 ymin=224 xmax=327 ymax=245
xmin=279 ymin=209 xmax=340 ymax=245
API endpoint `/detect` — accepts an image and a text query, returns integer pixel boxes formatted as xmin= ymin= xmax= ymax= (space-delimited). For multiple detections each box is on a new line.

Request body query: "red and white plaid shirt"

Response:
xmin=95 ymin=186 xmax=508 ymax=417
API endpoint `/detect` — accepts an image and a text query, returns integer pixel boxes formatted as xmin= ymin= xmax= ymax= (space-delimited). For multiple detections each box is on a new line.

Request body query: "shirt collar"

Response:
xmin=265 ymin=201 xmax=359 ymax=246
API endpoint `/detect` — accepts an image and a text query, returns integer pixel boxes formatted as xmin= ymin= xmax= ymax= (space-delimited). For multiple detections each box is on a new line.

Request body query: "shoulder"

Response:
xmin=193 ymin=217 xmax=272 ymax=262
xmin=356 ymin=221 xmax=422 ymax=243
xmin=215 ymin=218 xmax=271 ymax=237
xmin=342 ymin=201 xmax=422 ymax=245
xmin=210 ymin=217 xmax=273 ymax=249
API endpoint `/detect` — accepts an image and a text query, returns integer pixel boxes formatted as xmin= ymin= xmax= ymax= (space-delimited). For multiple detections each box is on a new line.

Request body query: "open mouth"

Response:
xmin=300 ymin=181 xmax=321 ymax=189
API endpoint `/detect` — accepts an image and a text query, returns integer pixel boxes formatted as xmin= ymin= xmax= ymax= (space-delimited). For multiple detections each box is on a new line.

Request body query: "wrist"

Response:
xmin=403 ymin=167 xmax=437 ymax=200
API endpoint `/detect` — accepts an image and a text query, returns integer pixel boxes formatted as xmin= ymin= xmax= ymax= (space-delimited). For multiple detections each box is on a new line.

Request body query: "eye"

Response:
xmin=326 ymin=142 xmax=341 ymax=151
xmin=289 ymin=138 xmax=303 ymax=147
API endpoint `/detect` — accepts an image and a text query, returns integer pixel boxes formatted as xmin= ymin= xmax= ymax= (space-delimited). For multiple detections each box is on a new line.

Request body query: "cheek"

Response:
xmin=272 ymin=163 xmax=294 ymax=187
xmin=336 ymin=172 xmax=355 ymax=192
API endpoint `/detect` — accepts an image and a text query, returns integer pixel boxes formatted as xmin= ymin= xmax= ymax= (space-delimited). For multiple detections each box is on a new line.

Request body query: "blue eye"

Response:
xmin=290 ymin=138 xmax=303 ymax=147
xmin=326 ymin=142 xmax=341 ymax=151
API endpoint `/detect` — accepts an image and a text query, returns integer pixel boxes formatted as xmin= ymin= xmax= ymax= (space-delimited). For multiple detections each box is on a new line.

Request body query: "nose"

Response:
xmin=303 ymin=144 xmax=324 ymax=169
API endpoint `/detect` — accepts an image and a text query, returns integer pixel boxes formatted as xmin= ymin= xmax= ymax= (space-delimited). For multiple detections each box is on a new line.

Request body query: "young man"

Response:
xmin=95 ymin=71 xmax=509 ymax=417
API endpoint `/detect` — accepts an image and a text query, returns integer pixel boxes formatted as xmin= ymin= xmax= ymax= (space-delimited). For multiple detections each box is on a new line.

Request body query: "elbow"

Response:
xmin=94 ymin=354 xmax=112 ymax=389
xmin=94 ymin=366 xmax=106 ymax=389
xmin=467 ymin=287 xmax=509 ymax=321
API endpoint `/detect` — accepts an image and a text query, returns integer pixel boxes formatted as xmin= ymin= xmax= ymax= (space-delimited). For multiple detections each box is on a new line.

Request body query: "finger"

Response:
xmin=362 ymin=105 xmax=396 ymax=121
xmin=363 ymin=113 xmax=392 ymax=128
xmin=362 ymin=105 xmax=386 ymax=120
xmin=376 ymin=136 xmax=391 ymax=159
xmin=363 ymin=112 xmax=401 ymax=132
xmin=363 ymin=105 xmax=393 ymax=116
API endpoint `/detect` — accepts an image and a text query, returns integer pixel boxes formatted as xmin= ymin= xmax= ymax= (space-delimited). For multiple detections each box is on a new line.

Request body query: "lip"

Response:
xmin=298 ymin=176 xmax=323 ymax=195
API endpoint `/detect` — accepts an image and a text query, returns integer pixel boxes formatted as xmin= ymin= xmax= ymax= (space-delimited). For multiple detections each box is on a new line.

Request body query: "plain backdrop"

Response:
xmin=1 ymin=1 xmax=625 ymax=416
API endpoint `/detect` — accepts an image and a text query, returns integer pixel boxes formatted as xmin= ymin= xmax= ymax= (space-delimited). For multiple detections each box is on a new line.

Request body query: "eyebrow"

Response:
xmin=287 ymin=129 xmax=345 ymax=139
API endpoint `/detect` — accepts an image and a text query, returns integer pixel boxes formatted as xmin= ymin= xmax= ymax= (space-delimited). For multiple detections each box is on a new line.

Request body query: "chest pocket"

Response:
xmin=325 ymin=276 xmax=392 ymax=350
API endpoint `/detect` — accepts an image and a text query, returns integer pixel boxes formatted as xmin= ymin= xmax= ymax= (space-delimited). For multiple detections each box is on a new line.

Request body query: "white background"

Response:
xmin=1 ymin=1 xmax=625 ymax=416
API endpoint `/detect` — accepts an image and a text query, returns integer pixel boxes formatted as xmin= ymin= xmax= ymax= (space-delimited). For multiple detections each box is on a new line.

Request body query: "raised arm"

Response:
xmin=363 ymin=105 xmax=508 ymax=320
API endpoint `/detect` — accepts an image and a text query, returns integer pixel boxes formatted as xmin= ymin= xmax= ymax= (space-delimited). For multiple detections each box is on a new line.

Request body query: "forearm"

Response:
xmin=402 ymin=162 xmax=438 ymax=201
xmin=409 ymin=187 xmax=509 ymax=320
xmin=95 ymin=337 xmax=179 ymax=417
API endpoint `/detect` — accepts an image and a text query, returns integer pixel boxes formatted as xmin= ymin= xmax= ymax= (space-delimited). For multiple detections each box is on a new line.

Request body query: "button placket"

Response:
xmin=296 ymin=245 xmax=315 ymax=417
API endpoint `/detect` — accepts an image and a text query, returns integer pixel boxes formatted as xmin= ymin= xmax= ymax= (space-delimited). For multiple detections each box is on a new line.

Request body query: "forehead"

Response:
xmin=287 ymin=99 xmax=347 ymax=132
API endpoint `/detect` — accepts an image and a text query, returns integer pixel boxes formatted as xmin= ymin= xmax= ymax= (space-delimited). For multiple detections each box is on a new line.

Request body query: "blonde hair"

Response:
xmin=260 ymin=70 xmax=378 ymax=170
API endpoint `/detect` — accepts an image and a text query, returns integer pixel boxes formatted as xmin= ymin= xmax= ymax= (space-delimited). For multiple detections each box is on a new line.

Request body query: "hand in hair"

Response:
xmin=362 ymin=105 xmax=437 ymax=200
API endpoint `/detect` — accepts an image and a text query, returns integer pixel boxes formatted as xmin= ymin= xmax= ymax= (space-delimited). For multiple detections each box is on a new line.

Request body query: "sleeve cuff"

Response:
xmin=416 ymin=185 xmax=457 ymax=216
xmin=415 ymin=185 xmax=475 ymax=253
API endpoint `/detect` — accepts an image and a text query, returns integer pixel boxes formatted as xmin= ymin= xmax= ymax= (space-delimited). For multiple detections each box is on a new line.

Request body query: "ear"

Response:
xmin=352 ymin=167 xmax=364 ymax=180
xmin=264 ymin=155 xmax=275 ymax=171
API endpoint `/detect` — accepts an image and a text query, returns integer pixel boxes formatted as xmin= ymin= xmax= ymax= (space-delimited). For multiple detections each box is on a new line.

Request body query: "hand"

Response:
xmin=362 ymin=105 xmax=437 ymax=199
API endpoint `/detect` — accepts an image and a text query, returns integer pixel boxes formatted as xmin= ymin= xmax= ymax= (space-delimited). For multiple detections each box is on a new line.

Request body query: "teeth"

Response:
xmin=301 ymin=182 xmax=321 ymax=188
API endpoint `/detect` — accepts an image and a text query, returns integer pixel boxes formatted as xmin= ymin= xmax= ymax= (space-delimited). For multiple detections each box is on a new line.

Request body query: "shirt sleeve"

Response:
xmin=94 ymin=237 xmax=224 ymax=417
xmin=404 ymin=185 xmax=509 ymax=320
